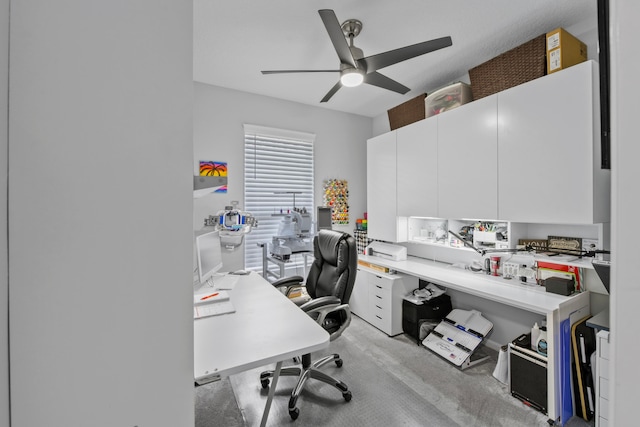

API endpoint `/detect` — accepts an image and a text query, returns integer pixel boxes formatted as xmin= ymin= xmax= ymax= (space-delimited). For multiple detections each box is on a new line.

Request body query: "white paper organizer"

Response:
xmin=422 ymin=309 xmax=493 ymax=370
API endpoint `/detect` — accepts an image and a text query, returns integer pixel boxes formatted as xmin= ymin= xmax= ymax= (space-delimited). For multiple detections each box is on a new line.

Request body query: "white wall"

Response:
xmin=610 ymin=1 xmax=639 ymax=425
xmin=0 ymin=0 xmax=9 ymax=424
xmin=193 ymin=83 xmax=372 ymax=270
xmin=8 ymin=2 xmax=194 ymax=426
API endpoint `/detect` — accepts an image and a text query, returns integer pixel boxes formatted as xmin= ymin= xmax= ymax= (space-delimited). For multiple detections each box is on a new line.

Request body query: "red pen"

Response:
xmin=200 ymin=292 xmax=219 ymax=301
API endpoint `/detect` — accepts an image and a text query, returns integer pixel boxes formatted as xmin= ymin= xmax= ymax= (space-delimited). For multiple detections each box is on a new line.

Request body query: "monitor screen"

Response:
xmin=317 ymin=206 xmax=332 ymax=231
xmin=196 ymin=230 xmax=223 ymax=285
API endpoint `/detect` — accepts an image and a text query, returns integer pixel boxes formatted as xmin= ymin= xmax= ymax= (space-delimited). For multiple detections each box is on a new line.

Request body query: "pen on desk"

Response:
xmin=200 ymin=292 xmax=219 ymax=301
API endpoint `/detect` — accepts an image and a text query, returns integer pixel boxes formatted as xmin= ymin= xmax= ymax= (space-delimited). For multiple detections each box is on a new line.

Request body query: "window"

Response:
xmin=243 ymin=124 xmax=315 ymax=272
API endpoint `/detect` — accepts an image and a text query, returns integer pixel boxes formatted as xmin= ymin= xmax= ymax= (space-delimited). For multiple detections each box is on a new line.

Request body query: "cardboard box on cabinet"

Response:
xmin=546 ymin=28 xmax=587 ymax=74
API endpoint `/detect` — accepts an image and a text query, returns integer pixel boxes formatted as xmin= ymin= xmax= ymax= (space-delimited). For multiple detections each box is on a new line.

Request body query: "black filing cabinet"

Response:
xmin=402 ymin=294 xmax=452 ymax=343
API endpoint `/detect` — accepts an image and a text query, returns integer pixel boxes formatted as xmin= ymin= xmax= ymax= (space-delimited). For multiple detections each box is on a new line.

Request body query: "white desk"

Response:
xmin=194 ymin=272 xmax=329 ymax=426
xmin=358 ymin=254 xmax=590 ymax=424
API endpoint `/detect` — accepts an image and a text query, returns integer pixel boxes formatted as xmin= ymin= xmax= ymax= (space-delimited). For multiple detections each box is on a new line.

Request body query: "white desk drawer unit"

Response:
xmin=351 ymin=266 xmax=417 ymax=336
xmin=596 ymin=330 xmax=610 ymax=427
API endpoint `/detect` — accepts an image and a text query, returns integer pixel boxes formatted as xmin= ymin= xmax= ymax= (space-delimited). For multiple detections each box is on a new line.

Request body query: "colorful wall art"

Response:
xmin=323 ymin=179 xmax=349 ymax=225
xmin=199 ymin=161 xmax=228 ymax=193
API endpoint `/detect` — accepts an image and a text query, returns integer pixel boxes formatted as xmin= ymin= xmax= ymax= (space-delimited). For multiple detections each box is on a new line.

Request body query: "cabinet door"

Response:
xmin=349 ymin=268 xmax=370 ymax=320
xmin=367 ymin=132 xmax=400 ymax=242
xmin=397 ymin=118 xmax=438 ymax=217
xmin=438 ymin=94 xmax=498 ymax=219
xmin=498 ymin=61 xmax=601 ymax=223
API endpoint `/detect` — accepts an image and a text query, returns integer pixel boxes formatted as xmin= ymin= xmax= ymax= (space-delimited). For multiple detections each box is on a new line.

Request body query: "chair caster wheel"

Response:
xmin=335 ymin=359 xmax=343 ymax=368
xmin=289 ymin=407 xmax=299 ymax=420
xmin=260 ymin=379 xmax=270 ymax=389
xmin=343 ymin=390 xmax=352 ymax=401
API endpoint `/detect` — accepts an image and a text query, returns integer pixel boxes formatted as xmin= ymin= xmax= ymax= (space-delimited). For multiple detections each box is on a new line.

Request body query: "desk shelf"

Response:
xmin=405 ymin=218 xmax=606 ymax=272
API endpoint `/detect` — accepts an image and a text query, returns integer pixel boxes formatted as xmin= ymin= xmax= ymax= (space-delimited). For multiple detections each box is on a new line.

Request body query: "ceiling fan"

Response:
xmin=261 ymin=9 xmax=453 ymax=103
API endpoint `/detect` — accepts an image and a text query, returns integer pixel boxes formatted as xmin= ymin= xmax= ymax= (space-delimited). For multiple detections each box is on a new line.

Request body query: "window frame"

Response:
xmin=243 ymin=124 xmax=315 ymax=275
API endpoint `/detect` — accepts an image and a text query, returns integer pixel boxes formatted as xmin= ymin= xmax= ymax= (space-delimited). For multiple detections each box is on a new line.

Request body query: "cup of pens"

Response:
xmin=490 ymin=256 xmax=500 ymax=276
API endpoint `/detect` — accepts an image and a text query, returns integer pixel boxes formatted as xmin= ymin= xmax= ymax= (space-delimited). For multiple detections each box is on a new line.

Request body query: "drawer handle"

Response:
xmin=376 ymin=305 xmax=382 ymax=309
xmin=376 ymin=315 xmax=382 ymax=320
xmin=376 ymin=285 xmax=382 ymax=289
xmin=376 ymin=295 xmax=382 ymax=299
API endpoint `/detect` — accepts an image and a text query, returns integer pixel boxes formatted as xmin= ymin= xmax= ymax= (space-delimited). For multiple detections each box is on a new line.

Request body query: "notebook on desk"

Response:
xmin=193 ymin=290 xmax=235 ymax=319
xmin=194 ymin=290 xmax=230 ymax=305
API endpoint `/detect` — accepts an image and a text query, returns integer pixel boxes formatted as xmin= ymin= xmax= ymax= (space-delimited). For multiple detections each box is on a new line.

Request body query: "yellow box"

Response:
xmin=357 ymin=259 xmax=390 ymax=273
xmin=546 ymin=28 xmax=587 ymax=74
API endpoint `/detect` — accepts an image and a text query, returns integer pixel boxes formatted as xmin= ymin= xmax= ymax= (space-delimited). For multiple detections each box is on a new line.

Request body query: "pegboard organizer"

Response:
xmin=323 ymin=179 xmax=349 ymax=225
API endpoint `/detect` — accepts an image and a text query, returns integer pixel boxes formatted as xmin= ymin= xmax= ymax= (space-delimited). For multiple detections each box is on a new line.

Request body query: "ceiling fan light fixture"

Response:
xmin=340 ymin=68 xmax=364 ymax=87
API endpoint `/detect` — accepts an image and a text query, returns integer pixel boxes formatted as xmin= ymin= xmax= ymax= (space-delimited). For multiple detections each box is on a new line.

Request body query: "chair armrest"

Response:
xmin=271 ymin=275 xmax=304 ymax=290
xmin=301 ymin=297 xmax=352 ymax=341
xmin=271 ymin=275 xmax=305 ymax=298
xmin=299 ymin=296 xmax=341 ymax=313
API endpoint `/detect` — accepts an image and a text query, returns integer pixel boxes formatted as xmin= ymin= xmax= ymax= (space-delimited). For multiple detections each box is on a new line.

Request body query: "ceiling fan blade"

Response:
xmin=262 ymin=70 xmax=340 ymax=74
xmin=360 ymin=36 xmax=453 ymax=72
xmin=364 ymin=72 xmax=410 ymax=94
xmin=318 ymin=9 xmax=357 ymax=68
xmin=320 ymin=81 xmax=342 ymax=103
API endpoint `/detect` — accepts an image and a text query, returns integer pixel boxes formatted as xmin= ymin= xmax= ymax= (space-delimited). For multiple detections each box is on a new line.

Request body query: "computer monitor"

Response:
xmin=196 ymin=230 xmax=224 ymax=285
xmin=317 ymin=206 xmax=332 ymax=231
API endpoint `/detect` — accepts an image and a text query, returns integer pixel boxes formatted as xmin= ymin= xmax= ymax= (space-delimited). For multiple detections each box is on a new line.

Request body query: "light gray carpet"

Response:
xmin=195 ymin=377 xmax=244 ymax=427
xmin=196 ymin=315 xmax=594 ymax=427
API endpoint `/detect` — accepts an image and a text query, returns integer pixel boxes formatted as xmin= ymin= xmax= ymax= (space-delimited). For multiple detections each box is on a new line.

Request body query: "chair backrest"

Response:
xmin=305 ymin=230 xmax=357 ymax=303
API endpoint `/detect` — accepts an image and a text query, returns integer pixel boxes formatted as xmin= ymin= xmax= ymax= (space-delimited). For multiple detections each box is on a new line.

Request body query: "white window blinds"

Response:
xmin=243 ymin=125 xmax=315 ymax=272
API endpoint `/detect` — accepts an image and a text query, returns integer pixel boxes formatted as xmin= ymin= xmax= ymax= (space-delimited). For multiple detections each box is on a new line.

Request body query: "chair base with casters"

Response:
xmin=260 ymin=351 xmax=352 ymax=420
xmin=259 ymin=230 xmax=358 ymax=421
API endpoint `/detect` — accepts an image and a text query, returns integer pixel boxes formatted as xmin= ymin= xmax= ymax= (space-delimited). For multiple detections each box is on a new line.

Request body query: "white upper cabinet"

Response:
xmin=498 ymin=61 xmax=610 ymax=224
xmin=438 ymin=94 xmax=498 ymax=220
xmin=367 ymin=131 xmax=406 ymax=242
xmin=397 ymin=118 xmax=438 ymax=217
xmin=366 ymin=61 xmax=609 ymax=238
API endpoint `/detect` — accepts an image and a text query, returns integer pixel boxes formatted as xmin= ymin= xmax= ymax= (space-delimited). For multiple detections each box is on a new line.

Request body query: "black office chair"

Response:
xmin=260 ymin=229 xmax=358 ymax=420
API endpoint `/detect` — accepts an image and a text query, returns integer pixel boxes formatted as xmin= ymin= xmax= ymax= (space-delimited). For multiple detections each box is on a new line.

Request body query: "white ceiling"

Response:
xmin=194 ymin=0 xmax=596 ymax=118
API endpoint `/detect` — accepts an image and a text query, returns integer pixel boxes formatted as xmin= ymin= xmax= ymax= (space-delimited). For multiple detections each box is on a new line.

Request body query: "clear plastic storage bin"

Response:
xmin=425 ymin=82 xmax=472 ymax=118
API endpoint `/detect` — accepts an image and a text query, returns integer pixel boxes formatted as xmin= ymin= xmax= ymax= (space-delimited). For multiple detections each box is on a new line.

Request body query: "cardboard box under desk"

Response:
xmin=546 ymin=28 xmax=587 ymax=74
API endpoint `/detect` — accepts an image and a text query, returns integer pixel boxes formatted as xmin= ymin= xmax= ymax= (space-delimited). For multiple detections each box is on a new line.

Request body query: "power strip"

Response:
xmin=502 ymin=262 xmax=520 ymax=278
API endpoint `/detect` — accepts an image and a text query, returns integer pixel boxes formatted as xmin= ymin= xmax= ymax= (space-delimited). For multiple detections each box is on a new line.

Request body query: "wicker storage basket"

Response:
xmin=468 ymin=34 xmax=546 ymax=100
xmin=387 ymin=93 xmax=427 ymax=130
